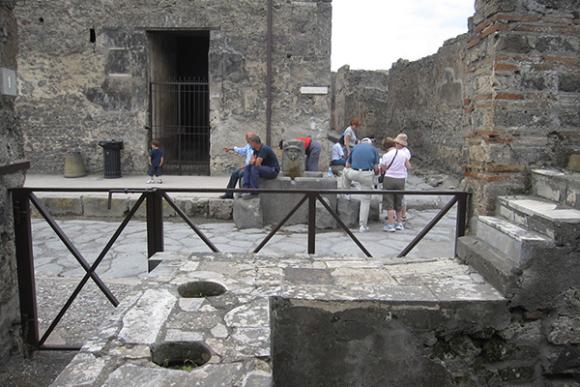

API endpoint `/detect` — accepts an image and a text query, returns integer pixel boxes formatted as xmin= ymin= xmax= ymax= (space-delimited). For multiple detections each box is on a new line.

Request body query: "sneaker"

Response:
xmin=156 ymin=178 xmax=163 ymax=184
xmin=146 ymin=178 xmax=154 ymax=184
xmin=219 ymin=194 xmax=233 ymax=199
xmin=359 ymin=225 xmax=369 ymax=233
xmin=395 ymin=223 xmax=404 ymax=231
xmin=383 ymin=224 xmax=396 ymax=233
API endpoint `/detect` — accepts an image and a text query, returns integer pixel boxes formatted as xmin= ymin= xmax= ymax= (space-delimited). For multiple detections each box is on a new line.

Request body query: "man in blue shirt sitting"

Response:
xmin=242 ymin=134 xmax=280 ymax=193
xmin=342 ymin=138 xmax=379 ymax=233
xmin=221 ymin=131 xmax=256 ymax=199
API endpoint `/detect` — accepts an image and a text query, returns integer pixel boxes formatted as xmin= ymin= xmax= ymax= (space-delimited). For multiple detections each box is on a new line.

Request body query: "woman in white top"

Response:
xmin=379 ymin=133 xmax=412 ymax=232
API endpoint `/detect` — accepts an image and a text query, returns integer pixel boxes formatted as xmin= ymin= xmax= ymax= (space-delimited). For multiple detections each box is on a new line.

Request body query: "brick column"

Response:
xmin=463 ymin=0 xmax=580 ymax=214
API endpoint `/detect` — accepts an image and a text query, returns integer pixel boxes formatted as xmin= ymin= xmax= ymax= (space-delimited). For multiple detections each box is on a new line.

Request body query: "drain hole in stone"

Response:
xmin=151 ymin=341 xmax=211 ymax=371
xmin=178 ymin=281 xmax=226 ymax=298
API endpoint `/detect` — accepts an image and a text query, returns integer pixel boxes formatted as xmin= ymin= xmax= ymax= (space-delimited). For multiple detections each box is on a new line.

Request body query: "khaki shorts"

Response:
xmin=383 ymin=177 xmax=406 ymax=211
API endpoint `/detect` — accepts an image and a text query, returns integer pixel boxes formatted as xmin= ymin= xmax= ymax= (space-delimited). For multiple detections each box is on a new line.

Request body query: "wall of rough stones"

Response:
xmin=384 ymin=36 xmax=469 ymax=173
xmin=331 ymin=36 xmax=468 ymax=174
xmin=0 ymin=0 xmax=25 ymax=362
xmin=332 ymin=65 xmax=389 ymax=140
xmin=14 ymin=0 xmax=332 ymax=175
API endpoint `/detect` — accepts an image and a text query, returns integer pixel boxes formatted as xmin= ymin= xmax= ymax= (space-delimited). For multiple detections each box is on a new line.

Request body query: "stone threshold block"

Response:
xmin=261 ymin=176 xmax=338 ymax=226
xmin=472 ymin=215 xmax=553 ymax=267
xmin=51 ymin=252 xmax=506 ymax=387
xmin=497 ymin=195 xmax=580 ymax=244
xmin=457 ymin=236 xmax=520 ymax=297
xmin=233 ymin=196 xmax=263 ymax=229
xmin=532 ymin=169 xmax=580 ymax=210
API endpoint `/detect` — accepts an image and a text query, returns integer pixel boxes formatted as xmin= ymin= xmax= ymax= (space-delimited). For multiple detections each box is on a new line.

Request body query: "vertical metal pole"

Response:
xmin=178 ymin=83 xmax=182 ymax=175
xmin=307 ymin=193 xmax=316 ymax=254
xmin=455 ymin=193 xmax=468 ymax=256
xmin=146 ymin=189 xmax=164 ymax=271
xmin=12 ymin=189 xmax=39 ymax=353
xmin=265 ymin=0 xmax=273 ymax=146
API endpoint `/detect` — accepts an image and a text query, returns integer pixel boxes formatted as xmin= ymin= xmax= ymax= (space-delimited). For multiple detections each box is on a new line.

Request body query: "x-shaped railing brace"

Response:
xmin=29 ymin=192 xmax=145 ymax=345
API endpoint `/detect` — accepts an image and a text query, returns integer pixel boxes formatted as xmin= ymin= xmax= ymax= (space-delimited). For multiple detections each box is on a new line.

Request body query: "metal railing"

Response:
xmin=11 ymin=187 xmax=470 ymax=352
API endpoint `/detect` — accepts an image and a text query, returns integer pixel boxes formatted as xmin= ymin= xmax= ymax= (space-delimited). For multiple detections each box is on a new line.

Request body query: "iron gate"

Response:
xmin=150 ymin=78 xmax=210 ymax=175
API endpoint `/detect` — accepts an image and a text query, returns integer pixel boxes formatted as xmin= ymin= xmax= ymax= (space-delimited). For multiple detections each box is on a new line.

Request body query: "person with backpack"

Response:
xmin=379 ymin=133 xmax=412 ymax=232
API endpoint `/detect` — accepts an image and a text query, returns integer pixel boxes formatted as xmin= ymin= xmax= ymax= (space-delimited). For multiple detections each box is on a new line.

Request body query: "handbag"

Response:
xmin=378 ymin=150 xmax=398 ymax=184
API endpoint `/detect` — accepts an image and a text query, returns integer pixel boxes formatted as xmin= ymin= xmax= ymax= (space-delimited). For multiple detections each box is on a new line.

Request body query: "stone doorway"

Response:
xmin=148 ymin=31 xmax=210 ymax=175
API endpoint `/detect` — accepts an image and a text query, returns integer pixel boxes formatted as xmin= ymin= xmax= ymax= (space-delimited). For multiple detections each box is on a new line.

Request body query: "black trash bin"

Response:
xmin=98 ymin=140 xmax=124 ymax=178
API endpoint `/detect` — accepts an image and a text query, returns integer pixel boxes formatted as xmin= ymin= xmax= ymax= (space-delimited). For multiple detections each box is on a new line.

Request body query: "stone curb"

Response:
xmin=31 ymin=193 xmax=446 ymax=222
xmin=32 ymin=193 xmax=233 ymax=221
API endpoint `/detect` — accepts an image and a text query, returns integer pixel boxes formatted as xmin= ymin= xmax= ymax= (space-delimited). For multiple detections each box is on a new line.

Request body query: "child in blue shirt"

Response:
xmin=147 ymin=139 xmax=164 ymax=184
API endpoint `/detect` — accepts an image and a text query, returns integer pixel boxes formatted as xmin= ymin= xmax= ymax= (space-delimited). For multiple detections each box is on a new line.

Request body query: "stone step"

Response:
xmin=532 ymin=169 xmax=580 ymax=210
xmin=497 ymin=195 xmax=580 ymax=243
xmin=473 ymin=216 xmax=553 ymax=266
xmin=457 ymin=236 xmax=520 ymax=297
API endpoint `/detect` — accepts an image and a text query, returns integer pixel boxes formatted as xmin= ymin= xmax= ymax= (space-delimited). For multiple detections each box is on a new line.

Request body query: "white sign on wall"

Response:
xmin=300 ymin=86 xmax=328 ymax=95
xmin=0 ymin=68 xmax=17 ymax=96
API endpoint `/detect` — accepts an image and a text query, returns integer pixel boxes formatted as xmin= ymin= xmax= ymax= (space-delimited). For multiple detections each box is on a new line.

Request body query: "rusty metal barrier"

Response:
xmin=11 ymin=187 xmax=470 ymax=352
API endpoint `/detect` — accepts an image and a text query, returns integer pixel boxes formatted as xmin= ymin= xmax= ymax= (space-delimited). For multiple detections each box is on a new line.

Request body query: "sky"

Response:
xmin=332 ymin=0 xmax=475 ymax=71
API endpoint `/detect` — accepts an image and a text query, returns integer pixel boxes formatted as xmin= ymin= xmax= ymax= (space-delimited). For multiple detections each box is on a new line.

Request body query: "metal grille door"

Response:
xmin=150 ymin=78 xmax=210 ymax=175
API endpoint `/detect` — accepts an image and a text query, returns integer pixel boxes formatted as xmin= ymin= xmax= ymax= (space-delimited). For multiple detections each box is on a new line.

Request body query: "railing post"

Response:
xmin=146 ymin=189 xmax=164 ymax=270
xmin=307 ymin=193 xmax=316 ymax=254
xmin=455 ymin=193 xmax=468 ymax=256
xmin=12 ymin=189 xmax=39 ymax=354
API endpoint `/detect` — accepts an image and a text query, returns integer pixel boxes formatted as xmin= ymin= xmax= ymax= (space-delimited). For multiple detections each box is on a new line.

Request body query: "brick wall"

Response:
xmin=464 ymin=0 xmax=580 ymax=213
xmin=331 ymin=0 xmax=579 ymax=213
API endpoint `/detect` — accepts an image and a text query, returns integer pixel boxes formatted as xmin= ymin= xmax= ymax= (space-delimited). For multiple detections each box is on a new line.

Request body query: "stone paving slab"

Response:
xmin=30 ymin=210 xmax=457 ymax=279
xmin=51 ymin=252 xmax=504 ymax=386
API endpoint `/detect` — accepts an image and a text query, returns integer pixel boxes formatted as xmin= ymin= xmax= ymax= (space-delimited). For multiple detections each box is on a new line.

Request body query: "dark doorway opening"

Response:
xmin=148 ymin=31 xmax=210 ymax=175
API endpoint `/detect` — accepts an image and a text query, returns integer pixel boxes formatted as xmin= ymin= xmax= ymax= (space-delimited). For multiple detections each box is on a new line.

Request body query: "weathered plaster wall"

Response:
xmin=15 ymin=0 xmax=332 ymax=175
xmin=0 ymin=0 xmax=25 ymax=362
xmin=332 ymin=65 xmax=389 ymax=140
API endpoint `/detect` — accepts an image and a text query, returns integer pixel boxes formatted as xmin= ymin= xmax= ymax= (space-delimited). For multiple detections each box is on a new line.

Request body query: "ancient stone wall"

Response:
xmin=464 ymin=0 xmax=580 ymax=213
xmin=0 ymin=0 xmax=25 ymax=362
xmin=384 ymin=36 xmax=469 ymax=173
xmin=330 ymin=36 xmax=468 ymax=174
xmin=14 ymin=0 xmax=331 ymax=175
xmin=331 ymin=0 xmax=579 ymax=212
xmin=332 ymin=65 xmax=389 ymax=140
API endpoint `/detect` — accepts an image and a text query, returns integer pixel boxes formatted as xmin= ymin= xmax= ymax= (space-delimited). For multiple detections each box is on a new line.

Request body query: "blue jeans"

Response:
xmin=147 ymin=165 xmax=162 ymax=177
xmin=330 ymin=159 xmax=346 ymax=166
xmin=306 ymin=141 xmax=322 ymax=171
xmin=223 ymin=168 xmax=244 ymax=198
xmin=243 ymin=165 xmax=279 ymax=189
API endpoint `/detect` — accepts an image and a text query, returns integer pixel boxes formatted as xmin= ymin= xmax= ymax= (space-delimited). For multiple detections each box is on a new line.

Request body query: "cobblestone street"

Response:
xmin=32 ymin=209 xmax=457 ymax=279
xmin=29 ymin=209 xmax=457 ymax=347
